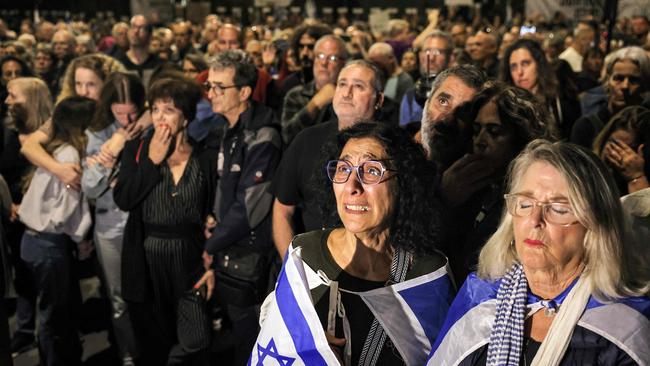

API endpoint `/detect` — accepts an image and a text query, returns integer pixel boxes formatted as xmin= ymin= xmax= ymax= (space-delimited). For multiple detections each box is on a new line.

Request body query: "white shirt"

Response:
xmin=559 ymin=46 xmax=583 ymax=73
xmin=19 ymin=145 xmax=92 ymax=242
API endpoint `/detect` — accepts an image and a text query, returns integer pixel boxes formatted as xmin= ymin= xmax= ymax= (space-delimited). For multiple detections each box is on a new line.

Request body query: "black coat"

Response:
xmin=113 ymin=133 xmax=218 ymax=303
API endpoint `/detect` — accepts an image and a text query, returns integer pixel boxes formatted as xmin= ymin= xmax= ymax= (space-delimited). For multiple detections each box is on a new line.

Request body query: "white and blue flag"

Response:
xmin=250 ymin=246 xmax=455 ymax=366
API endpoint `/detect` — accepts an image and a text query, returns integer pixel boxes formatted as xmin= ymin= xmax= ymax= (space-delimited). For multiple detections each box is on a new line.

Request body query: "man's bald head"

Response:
xmin=52 ymin=30 xmax=76 ymax=60
xmin=368 ymin=42 xmax=397 ymax=76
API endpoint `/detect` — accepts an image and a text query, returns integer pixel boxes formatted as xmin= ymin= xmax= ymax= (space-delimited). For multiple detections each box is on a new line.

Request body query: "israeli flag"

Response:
xmin=250 ymin=247 xmax=454 ymax=366
xmin=249 ymin=247 xmax=341 ymax=366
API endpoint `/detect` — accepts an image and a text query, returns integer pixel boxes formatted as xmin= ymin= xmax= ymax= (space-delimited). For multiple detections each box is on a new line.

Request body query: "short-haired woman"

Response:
xmin=113 ymin=76 xmax=216 ymax=365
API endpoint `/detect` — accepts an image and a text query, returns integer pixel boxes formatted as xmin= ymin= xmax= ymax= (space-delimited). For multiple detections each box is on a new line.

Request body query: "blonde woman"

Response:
xmin=429 ymin=140 xmax=650 ymax=366
xmin=1 ymin=77 xmax=52 ymax=354
xmin=20 ymin=54 xmax=126 ymax=190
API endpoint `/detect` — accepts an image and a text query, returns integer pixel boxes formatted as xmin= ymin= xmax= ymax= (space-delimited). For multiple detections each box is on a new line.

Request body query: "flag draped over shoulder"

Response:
xmin=248 ymin=247 xmax=341 ymax=366
xmin=427 ymin=273 xmax=650 ymax=366
xmin=250 ymin=246 xmax=455 ymax=366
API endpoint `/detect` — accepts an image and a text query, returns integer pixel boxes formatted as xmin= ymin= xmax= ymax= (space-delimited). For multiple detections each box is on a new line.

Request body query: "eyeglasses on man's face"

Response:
xmin=203 ymin=81 xmax=240 ymax=95
xmin=315 ymin=53 xmax=341 ymax=64
xmin=504 ymin=193 xmax=580 ymax=226
xmin=326 ymin=160 xmax=394 ymax=185
xmin=421 ymin=48 xmax=446 ymax=57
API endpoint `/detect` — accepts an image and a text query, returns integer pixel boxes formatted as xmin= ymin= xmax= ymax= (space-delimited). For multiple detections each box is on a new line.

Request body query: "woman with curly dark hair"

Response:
xmin=442 ymin=82 xmax=555 ymax=285
xmin=283 ymin=122 xmax=452 ymax=365
xmin=500 ymin=38 xmax=581 ymax=139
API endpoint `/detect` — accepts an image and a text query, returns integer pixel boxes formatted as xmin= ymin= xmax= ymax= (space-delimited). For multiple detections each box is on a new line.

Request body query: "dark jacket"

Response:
xmin=204 ymin=101 xmax=281 ymax=255
xmin=113 ymin=133 xmax=218 ymax=302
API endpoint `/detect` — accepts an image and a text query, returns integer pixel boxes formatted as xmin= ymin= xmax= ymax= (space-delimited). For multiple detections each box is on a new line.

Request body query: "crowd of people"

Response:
xmin=0 ymin=4 xmax=649 ymax=366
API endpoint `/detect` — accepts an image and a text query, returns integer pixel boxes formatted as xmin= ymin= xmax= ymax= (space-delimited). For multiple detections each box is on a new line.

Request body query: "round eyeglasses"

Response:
xmin=504 ymin=193 xmax=580 ymax=226
xmin=326 ymin=160 xmax=394 ymax=185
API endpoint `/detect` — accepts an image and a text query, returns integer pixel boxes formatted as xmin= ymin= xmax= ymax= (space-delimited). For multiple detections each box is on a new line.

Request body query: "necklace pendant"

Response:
xmin=544 ymin=307 xmax=556 ymax=317
xmin=171 ymin=191 xmax=179 ymax=197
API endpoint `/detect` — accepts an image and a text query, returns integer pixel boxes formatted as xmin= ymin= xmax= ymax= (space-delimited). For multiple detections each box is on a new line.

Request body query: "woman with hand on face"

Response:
xmin=81 ymin=72 xmax=146 ymax=365
xmin=20 ymin=53 xmax=126 ymax=191
xmin=113 ymin=77 xmax=216 ymax=365
xmin=429 ymin=140 xmax=650 ymax=366
xmin=593 ymin=106 xmax=650 ymax=195
xmin=441 ymin=82 xmax=554 ymax=285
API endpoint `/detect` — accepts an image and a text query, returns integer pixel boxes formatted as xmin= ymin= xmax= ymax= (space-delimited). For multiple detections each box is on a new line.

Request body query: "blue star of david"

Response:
xmin=256 ymin=338 xmax=296 ymax=366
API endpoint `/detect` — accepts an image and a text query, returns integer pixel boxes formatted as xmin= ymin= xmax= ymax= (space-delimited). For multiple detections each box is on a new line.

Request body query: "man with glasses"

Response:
xmin=399 ymin=31 xmax=453 ymax=126
xmin=203 ymin=49 xmax=281 ymax=365
xmin=281 ymin=34 xmax=349 ymax=144
xmin=115 ymin=15 xmax=164 ymax=88
xmin=272 ymin=60 xmax=386 ymax=260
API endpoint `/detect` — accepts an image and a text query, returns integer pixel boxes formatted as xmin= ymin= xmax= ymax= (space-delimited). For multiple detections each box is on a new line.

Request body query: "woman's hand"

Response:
xmin=193 ymin=269 xmax=215 ymax=300
xmin=325 ymin=332 xmax=346 ymax=363
xmin=605 ymin=139 xmax=645 ymax=181
xmin=77 ymin=240 xmax=94 ymax=261
xmin=440 ymin=154 xmax=495 ymax=207
xmin=149 ymin=126 xmax=172 ymax=165
xmin=204 ymin=214 xmax=217 ymax=239
xmin=96 ymin=150 xmax=118 ymax=169
xmin=202 ymin=250 xmax=214 ymax=271
xmin=54 ymin=163 xmax=82 ymax=190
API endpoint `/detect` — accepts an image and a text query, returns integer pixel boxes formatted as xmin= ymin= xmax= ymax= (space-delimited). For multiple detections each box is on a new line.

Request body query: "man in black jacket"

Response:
xmin=202 ymin=50 xmax=281 ymax=364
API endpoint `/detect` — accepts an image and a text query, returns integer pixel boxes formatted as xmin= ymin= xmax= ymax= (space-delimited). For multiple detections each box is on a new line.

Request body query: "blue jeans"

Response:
xmin=21 ymin=230 xmax=81 ymax=366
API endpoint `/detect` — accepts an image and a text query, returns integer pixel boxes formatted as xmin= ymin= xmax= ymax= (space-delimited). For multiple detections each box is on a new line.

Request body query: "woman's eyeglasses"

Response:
xmin=504 ymin=193 xmax=580 ymax=226
xmin=326 ymin=160 xmax=394 ymax=185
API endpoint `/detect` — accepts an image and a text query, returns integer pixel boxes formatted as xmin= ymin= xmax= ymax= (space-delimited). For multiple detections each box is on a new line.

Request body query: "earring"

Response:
xmin=510 ymin=239 xmax=515 ymax=247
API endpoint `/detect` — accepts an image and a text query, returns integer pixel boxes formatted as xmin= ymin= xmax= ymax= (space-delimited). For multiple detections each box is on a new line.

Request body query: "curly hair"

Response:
xmin=315 ymin=122 xmax=445 ymax=256
xmin=289 ymin=23 xmax=333 ymax=64
xmin=455 ymin=81 xmax=557 ymax=155
xmin=56 ymin=53 xmax=126 ymax=104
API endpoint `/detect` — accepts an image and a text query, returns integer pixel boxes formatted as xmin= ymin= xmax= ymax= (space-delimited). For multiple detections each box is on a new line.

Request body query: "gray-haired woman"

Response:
xmin=429 ymin=139 xmax=650 ymax=366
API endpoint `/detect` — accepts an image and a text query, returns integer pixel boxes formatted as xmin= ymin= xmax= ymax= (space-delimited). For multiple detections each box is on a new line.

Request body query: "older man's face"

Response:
xmin=128 ymin=16 xmax=150 ymax=47
xmin=421 ymin=75 xmax=478 ymax=165
xmin=52 ymin=31 xmax=74 ymax=60
xmin=217 ymin=27 xmax=241 ymax=51
xmin=419 ymin=37 xmax=450 ymax=76
xmin=466 ymin=32 xmax=496 ymax=63
xmin=313 ymin=38 xmax=345 ymax=89
xmin=333 ymin=64 xmax=379 ymax=126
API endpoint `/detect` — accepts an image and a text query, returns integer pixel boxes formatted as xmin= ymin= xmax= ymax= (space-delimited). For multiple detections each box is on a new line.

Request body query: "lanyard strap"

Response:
xmin=358 ymin=247 xmax=411 ymax=366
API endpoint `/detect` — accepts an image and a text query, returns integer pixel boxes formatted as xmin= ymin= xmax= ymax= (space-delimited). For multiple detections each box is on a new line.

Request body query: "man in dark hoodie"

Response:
xmin=202 ymin=49 xmax=281 ymax=365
